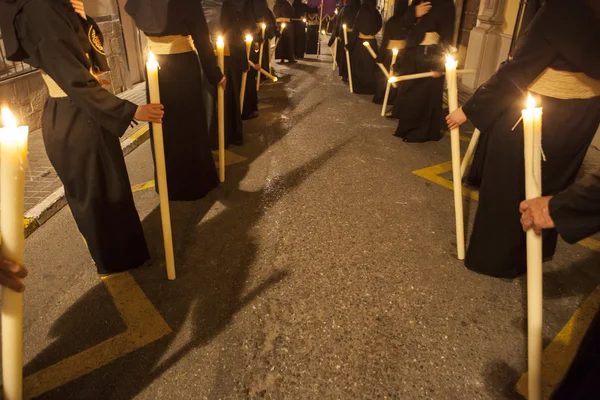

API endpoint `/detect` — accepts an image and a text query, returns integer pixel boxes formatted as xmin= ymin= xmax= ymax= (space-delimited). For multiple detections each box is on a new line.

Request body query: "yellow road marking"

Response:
xmin=132 ymin=180 xmax=156 ymax=193
xmin=128 ymin=125 xmax=149 ymax=142
xmin=516 ymin=286 xmax=600 ymax=399
xmin=24 ymin=272 xmax=172 ymax=398
xmin=578 ymin=237 xmax=600 ymax=252
xmin=412 ymin=161 xmax=479 ymax=201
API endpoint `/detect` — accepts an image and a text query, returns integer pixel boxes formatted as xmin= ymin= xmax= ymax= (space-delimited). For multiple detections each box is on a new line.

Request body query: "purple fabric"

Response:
xmin=307 ymin=0 xmax=336 ymax=17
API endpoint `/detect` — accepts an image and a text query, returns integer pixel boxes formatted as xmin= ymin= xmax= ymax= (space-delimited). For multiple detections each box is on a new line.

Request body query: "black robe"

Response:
xmin=462 ymin=0 xmax=600 ymax=278
xmin=245 ymin=0 xmax=277 ymax=78
xmin=0 ymin=0 xmax=149 ymax=274
xmin=373 ymin=0 xmax=409 ymax=104
xmin=209 ymin=0 xmax=250 ymax=147
xmin=126 ymin=0 xmax=223 ymax=201
xmin=346 ymin=0 xmax=382 ymax=95
xmin=292 ymin=0 xmax=318 ymax=59
xmin=333 ymin=0 xmax=360 ymax=82
xmin=391 ymin=0 xmax=455 ymax=142
xmin=274 ymin=0 xmax=296 ymax=62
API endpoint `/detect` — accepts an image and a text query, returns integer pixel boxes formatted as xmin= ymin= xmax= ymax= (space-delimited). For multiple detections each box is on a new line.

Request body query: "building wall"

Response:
xmin=0 ymin=0 xmax=129 ymax=131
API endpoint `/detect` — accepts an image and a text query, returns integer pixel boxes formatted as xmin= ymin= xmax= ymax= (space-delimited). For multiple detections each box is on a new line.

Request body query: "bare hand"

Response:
xmin=520 ymin=196 xmax=555 ymax=235
xmin=70 ymin=0 xmax=87 ymax=19
xmin=0 ymin=256 xmax=28 ymax=292
xmin=218 ymin=76 xmax=227 ymax=89
xmin=135 ymin=104 xmax=164 ymax=123
xmin=430 ymin=70 xmax=442 ymax=78
xmin=416 ymin=2 xmax=432 ymax=18
xmin=253 ymin=63 xmax=261 ymax=71
xmin=446 ymin=107 xmax=467 ymax=130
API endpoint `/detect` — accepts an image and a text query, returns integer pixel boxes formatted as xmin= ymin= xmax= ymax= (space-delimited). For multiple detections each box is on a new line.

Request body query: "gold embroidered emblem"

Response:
xmin=88 ymin=26 xmax=105 ymax=55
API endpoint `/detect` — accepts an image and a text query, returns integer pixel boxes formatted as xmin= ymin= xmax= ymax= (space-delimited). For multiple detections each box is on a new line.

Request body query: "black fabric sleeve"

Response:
xmin=398 ymin=4 xmax=417 ymax=29
xmin=187 ymin=7 xmax=224 ymax=86
xmin=549 ymin=170 xmax=600 ymax=244
xmin=461 ymin=21 xmax=558 ymax=132
xmin=18 ymin=1 xmax=136 ymax=137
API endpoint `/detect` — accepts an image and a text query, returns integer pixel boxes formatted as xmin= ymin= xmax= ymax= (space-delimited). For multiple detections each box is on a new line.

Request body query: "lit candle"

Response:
xmin=332 ymin=32 xmax=338 ymax=71
xmin=522 ymin=93 xmax=543 ymax=400
xmin=146 ymin=51 xmax=176 ymax=281
xmin=240 ymin=35 xmax=253 ymax=114
xmin=257 ymin=23 xmax=266 ymax=91
xmin=248 ymin=61 xmax=278 ymax=82
xmin=381 ymin=48 xmax=399 ymax=117
xmin=302 ymin=18 xmax=307 ymax=23
xmin=0 ymin=106 xmax=28 ymax=400
xmin=317 ymin=0 xmax=324 ymax=56
xmin=445 ymin=54 xmax=465 ymax=260
xmin=342 ymin=24 xmax=353 ymax=93
xmin=216 ymin=36 xmax=226 ymax=183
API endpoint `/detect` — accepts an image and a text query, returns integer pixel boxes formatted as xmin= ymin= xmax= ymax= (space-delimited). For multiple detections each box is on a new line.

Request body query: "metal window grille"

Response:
xmin=0 ymin=29 xmax=37 ymax=82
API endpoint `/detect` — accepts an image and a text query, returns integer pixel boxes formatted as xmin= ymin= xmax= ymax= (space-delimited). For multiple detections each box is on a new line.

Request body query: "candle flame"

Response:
xmin=303 ymin=18 xmax=307 ymax=23
xmin=342 ymin=24 xmax=347 ymax=29
xmin=261 ymin=23 xmax=266 ymax=30
xmin=245 ymin=34 xmax=253 ymax=43
xmin=527 ymin=93 xmax=537 ymax=110
xmin=147 ymin=51 xmax=158 ymax=68
xmin=445 ymin=54 xmax=455 ymax=65
xmin=1 ymin=106 xmax=17 ymax=129
xmin=273 ymin=77 xmax=278 ymax=82
xmin=217 ymin=36 xmax=225 ymax=47
xmin=282 ymin=23 xmax=287 ymax=29
xmin=388 ymin=77 xmax=399 ymax=83
xmin=335 ymin=9 xmax=338 ymax=14
xmin=362 ymin=41 xmax=369 ymax=47
xmin=392 ymin=48 xmax=399 ymax=55
xmin=321 ymin=30 xmax=326 ymax=35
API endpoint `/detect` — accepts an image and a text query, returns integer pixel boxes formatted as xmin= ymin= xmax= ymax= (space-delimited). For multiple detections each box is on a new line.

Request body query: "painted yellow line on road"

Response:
xmin=24 ymin=272 xmax=172 ymax=398
xmin=412 ymin=161 xmax=479 ymax=201
xmin=132 ymin=180 xmax=156 ymax=193
xmin=516 ymin=286 xmax=600 ymax=399
xmin=128 ymin=125 xmax=149 ymax=142
xmin=578 ymin=237 xmax=600 ymax=252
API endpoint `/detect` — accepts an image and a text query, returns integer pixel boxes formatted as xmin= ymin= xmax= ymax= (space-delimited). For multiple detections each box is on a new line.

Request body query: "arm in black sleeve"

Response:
xmin=398 ymin=4 xmax=417 ymax=28
xmin=19 ymin=2 xmax=137 ymax=137
xmin=550 ymin=170 xmax=600 ymax=244
xmin=461 ymin=21 xmax=557 ymax=132
xmin=187 ymin=7 xmax=224 ymax=86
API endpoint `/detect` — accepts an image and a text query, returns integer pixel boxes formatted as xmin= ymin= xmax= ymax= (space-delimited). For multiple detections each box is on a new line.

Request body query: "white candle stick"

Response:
xmin=362 ymin=42 xmax=394 ymax=81
xmin=146 ymin=52 xmax=176 ymax=281
xmin=460 ymin=128 xmax=481 ymax=178
xmin=445 ymin=55 xmax=466 ymax=260
xmin=217 ymin=36 xmax=226 ymax=183
xmin=240 ymin=35 xmax=253 ymax=114
xmin=0 ymin=106 xmax=28 ymax=400
xmin=381 ymin=48 xmax=399 ymax=117
xmin=388 ymin=69 xmax=476 ymax=83
xmin=317 ymin=0 xmax=324 ymax=56
xmin=523 ymin=93 xmax=543 ymax=400
xmin=257 ymin=23 xmax=266 ymax=91
xmin=272 ymin=23 xmax=286 ymax=64
xmin=248 ymin=61 xmax=278 ymax=81
xmin=342 ymin=24 xmax=353 ymax=93
xmin=332 ymin=35 xmax=338 ymax=71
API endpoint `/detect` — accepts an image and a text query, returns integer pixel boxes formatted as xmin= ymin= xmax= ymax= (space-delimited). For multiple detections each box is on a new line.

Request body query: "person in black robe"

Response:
xmin=391 ymin=0 xmax=455 ymax=142
xmin=464 ymin=0 xmax=546 ymax=187
xmin=244 ymin=0 xmax=278 ymax=81
xmin=0 ymin=0 xmax=165 ymax=274
xmin=292 ymin=0 xmax=319 ymax=59
xmin=373 ymin=0 xmax=409 ymax=105
xmin=274 ymin=0 xmax=296 ymax=63
xmin=330 ymin=0 xmax=361 ymax=83
xmin=446 ymin=0 xmax=600 ymax=279
xmin=126 ymin=0 xmax=224 ymax=202
xmin=208 ymin=0 xmax=252 ymax=147
xmin=345 ymin=0 xmax=382 ymax=95
xmin=519 ymin=168 xmax=600 ymax=399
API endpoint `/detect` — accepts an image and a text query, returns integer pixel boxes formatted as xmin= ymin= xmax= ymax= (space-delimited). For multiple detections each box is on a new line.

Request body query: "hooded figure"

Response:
xmin=0 ymin=0 xmax=159 ymax=275
xmin=208 ymin=0 xmax=253 ymax=146
xmin=372 ymin=0 xmax=410 ymax=105
xmin=345 ymin=0 xmax=382 ymax=95
xmin=331 ymin=0 xmax=360 ymax=82
xmin=244 ymin=0 xmax=278 ymax=74
xmin=274 ymin=0 xmax=296 ymax=63
xmin=390 ymin=0 xmax=455 ymax=143
xmin=446 ymin=0 xmax=600 ymax=279
xmin=292 ymin=0 xmax=319 ymax=59
xmin=126 ymin=0 xmax=223 ymax=201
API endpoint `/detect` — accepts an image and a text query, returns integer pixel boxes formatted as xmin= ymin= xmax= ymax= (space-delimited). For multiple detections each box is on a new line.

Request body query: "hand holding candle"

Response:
xmin=522 ymin=93 xmax=543 ymax=400
xmin=445 ymin=54 xmax=466 ymax=260
xmin=1 ymin=106 xmax=29 ymax=400
xmin=146 ymin=52 xmax=176 ymax=281
xmin=381 ymin=48 xmax=399 ymax=116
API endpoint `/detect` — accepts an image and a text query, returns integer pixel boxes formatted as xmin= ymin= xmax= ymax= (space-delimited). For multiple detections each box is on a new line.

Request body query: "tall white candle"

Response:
xmin=257 ymin=23 xmax=266 ymax=91
xmin=445 ymin=54 xmax=466 ymax=260
xmin=342 ymin=24 xmax=353 ymax=93
xmin=0 ymin=106 xmax=29 ymax=400
xmin=362 ymin=42 xmax=392 ymax=80
xmin=522 ymin=93 xmax=543 ymax=400
xmin=240 ymin=35 xmax=253 ymax=114
xmin=217 ymin=36 xmax=226 ymax=183
xmin=332 ymin=36 xmax=338 ymax=71
xmin=146 ymin=51 xmax=176 ymax=281
xmin=317 ymin=0 xmax=324 ymax=56
xmin=381 ymin=48 xmax=399 ymax=117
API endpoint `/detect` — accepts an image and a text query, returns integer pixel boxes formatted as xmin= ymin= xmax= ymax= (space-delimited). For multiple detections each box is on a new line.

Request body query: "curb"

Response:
xmin=23 ymin=123 xmax=150 ymax=238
